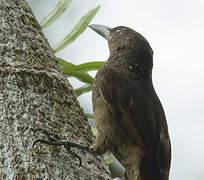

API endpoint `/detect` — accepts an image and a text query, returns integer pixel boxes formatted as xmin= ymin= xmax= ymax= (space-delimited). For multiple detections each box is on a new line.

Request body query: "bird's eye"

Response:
xmin=115 ymin=29 xmax=121 ymax=35
xmin=111 ymin=29 xmax=122 ymax=39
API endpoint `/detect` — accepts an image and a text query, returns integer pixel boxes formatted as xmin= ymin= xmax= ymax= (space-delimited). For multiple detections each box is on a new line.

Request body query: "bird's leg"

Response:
xmin=32 ymin=128 xmax=92 ymax=166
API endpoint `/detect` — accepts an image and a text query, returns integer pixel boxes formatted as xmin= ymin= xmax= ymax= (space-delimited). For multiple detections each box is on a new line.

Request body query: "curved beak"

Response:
xmin=89 ymin=24 xmax=111 ymax=40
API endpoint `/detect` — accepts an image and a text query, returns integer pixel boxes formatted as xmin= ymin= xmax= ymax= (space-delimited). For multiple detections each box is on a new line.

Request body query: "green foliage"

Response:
xmin=40 ymin=3 xmax=103 ymax=98
xmin=85 ymin=113 xmax=94 ymax=119
xmin=103 ymin=154 xmax=117 ymax=165
xmin=40 ymin=1 xmax=104 ymax=119
xmin=58 ymin=58 xmax=104 ymax=99
xmin=57 ymin=57 xmax=105 ymax=94
xmin=53 ymin=6 xmax=100 ymax=52
xmin=58 ymin=58 xmax=95 ymax=84
xmin=40 ymin=0 xmax=72 ymax=28
xmin=74 ymin=84 xmax=93 ymax=97
xmin=65 ymin=61 xmax=105 ymax=72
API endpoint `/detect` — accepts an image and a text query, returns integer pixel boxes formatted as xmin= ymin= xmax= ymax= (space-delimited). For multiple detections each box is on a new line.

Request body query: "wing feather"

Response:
xmin=96 ymin=67 xmax=171 ymax=177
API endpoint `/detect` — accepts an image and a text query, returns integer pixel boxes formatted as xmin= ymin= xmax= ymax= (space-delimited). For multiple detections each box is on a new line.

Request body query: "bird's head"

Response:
xmin=89 ymin=24 xmax=153 ymax=56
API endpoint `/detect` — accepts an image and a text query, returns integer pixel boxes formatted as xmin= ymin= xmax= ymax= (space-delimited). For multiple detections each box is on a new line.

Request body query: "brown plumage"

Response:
xmin=89 ymin=25 xmax=171 ymax=180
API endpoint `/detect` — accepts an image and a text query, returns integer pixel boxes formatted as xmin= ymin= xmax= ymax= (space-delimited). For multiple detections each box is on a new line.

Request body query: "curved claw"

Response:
xmin=33 ymin=139 xmax=82 ymax=166
xmin=32 ymin=139 xmax=43 ymax=148
xmin=33 ymin=128 xmax=60 ymax=140
xmin=33 ymin=128 xmax=44 ymax=135
xmin=74 ymin=152 xmax=82 ymax=167
xmin=32 ymin=139 xmax=52 ymax=148
xmin=33 ymin=139 xmax=68 ymax=147
xmin=65 ymin=146 xmax=82 ymax=166
xmin=32 ymin=128 xmax=93 ymax=166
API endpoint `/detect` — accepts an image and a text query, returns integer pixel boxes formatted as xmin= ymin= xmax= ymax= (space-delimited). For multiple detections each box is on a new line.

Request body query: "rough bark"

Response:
xmin=0 ymin=0 xmax=110 ymax=179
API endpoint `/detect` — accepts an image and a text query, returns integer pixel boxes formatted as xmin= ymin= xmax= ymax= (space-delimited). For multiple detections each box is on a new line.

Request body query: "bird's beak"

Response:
xmin=89 ymin=24 xmax=111 ymax=40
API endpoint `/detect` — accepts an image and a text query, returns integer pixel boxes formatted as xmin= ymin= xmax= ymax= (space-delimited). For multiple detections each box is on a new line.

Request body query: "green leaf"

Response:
xmin=103 ymin=154 xmax=117 ymax=164
xmin=65 ymin=71 xmax=94 ymax=84
xmin=85 ymin=113 xmax=94 ymax=119
xmin=91 ymin=127 xmax=97 ymax=136
xmin=69 ymin=61 xmax=105 ymax=72
xmin=58 ymin=58 xmax=105 ymax=72
xmin=54 ymin=5 xmax=100 ymax=52
xmin=40 ymin=0 xmax=72 ymax=28
xmin=57 ymin=58 xmax=95 ymax=84
xmin=74 ymin=84 xmax=93 ymax=96
xmin=58 ymin=57 xmax=75 ymax=68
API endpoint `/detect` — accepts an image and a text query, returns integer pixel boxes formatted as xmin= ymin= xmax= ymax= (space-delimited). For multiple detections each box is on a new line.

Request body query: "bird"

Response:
xmin=89 ymin=24 xmax=171 ymax=180
xmin=32 ymin=24 xmax=171 ymax=180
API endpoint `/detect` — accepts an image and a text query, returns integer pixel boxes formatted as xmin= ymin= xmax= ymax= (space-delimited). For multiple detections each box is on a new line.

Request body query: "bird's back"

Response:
xmin=92 ymin=65 xmax=171 ymax=180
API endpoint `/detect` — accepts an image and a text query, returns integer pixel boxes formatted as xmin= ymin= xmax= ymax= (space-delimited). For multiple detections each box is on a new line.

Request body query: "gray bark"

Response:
xmin=0 ymin=0 xmax=110 ymax=179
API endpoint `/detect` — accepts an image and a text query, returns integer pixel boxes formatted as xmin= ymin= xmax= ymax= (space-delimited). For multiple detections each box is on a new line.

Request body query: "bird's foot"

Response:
xmin=32 ymin=128 xmax=91 ymax=166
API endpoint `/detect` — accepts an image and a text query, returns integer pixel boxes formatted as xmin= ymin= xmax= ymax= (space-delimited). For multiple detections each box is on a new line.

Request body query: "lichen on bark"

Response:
xmin=0 ymin=0 xmax=110 ymax=179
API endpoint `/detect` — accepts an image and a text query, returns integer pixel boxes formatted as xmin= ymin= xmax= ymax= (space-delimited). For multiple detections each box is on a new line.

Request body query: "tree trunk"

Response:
xmin=0 ymin=0 xmax=110 ymax=179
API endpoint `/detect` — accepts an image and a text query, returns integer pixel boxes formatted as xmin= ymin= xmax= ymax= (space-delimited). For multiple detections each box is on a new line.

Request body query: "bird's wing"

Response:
xmin=97 ymin=67 xmax=171 ymax=176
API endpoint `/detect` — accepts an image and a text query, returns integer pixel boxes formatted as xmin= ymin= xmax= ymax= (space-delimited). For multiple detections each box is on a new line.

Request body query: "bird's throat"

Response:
xmin=107 ymin=47 xmax=153 ymax=80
